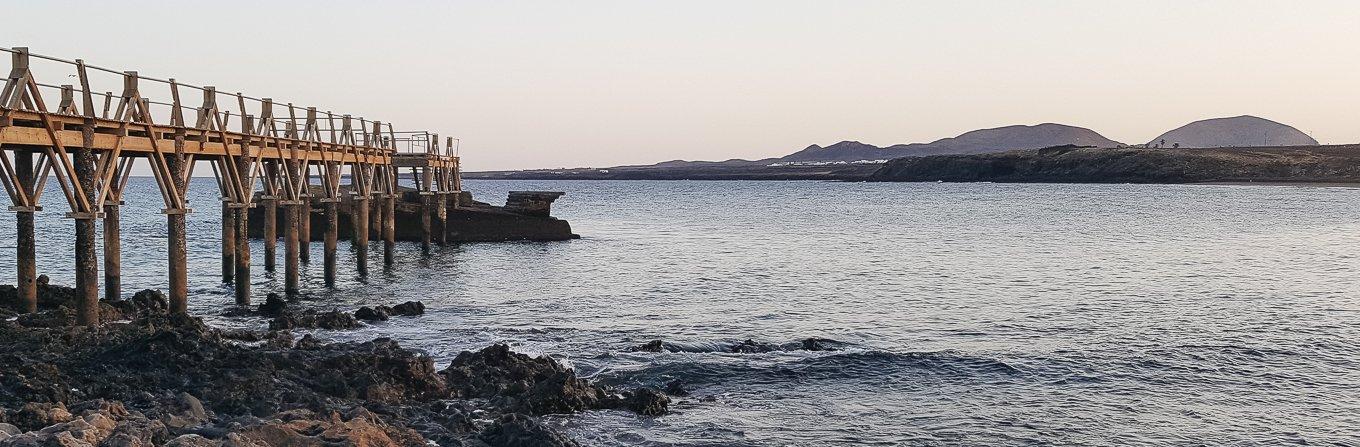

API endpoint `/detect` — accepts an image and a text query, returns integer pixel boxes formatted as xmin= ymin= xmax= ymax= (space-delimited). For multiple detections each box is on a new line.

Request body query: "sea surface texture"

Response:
xmin=0 ymin=178 xmax=1357 ymax=446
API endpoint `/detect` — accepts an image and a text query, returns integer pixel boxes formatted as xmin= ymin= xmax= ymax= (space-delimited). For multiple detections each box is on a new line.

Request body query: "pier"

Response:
xmin=0 ymin=47 xmax=461 ymax=325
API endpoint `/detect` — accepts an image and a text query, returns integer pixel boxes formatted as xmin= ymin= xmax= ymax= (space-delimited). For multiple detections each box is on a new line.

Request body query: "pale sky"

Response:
xmin=7 ymin=0 xmax=1360 ymax=171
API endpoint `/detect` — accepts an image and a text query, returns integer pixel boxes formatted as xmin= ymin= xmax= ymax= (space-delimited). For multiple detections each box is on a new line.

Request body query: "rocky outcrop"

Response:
xmin=0 ymin=306 xmax=666 ymax=446
xmin=441 ymin=343 xmax=668 ymax=416
xmin=869 ymin=144 xmax=1360 ymax=184
xmin=0 ymin=401 xmax=426 ymax=447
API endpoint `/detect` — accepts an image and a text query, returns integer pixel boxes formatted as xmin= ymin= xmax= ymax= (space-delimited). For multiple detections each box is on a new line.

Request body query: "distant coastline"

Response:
xmin=468 ymin=115 xmax=1334 ymax=184
xmin=468 ymin=144 xmax=1360 ymax=185
xmin=465 ymin=163 xmax=880 ymax=181
xmin=867 ymin=144 xmax=1360 ymax=184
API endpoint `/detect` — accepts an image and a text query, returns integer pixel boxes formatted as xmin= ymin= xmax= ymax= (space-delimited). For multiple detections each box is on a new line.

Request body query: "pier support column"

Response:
xmin=14 ymin=151 xmax=36 ymax=313
xmin=74 ymin=122 xmax=99 ymax=326
xmin=444 ymin=193 xmax=456 ymax=244
xmin=233 ymin=154 xmax=252 ymax=305
xmin=354 ymin=197 xmax=370 ymax=276
xmin=323 ymin=199 xmax=338 ymax=287
xmin=234 ymin=203 xmax=250 ymax=305
xmin=166 ymin=155 xmax=189 ymax=314
xmin=262 ymin=196 xmax=277 ymax=272
xmin=103 ymin=202 xmax=121 ymax=302
xmin=350 ymin=199 xmax=361 ymax=250
xmin=221 ymin=200 xmax=234 ymax=283
xmin=435 ymin=193 xmax=448 ymax=246
xmin=420 ymin=194 xmax=432 ymax=254
xmin=284 ymin=202 xmax=300 ymax=295
xmin=370 ymin=199 xmax=382 ymax=240
xmin=299 ymin=198 xmax=311 ymax=264
xmin=383 ymin=195 xmax=395 ymax=267
xmin=167 ymin=208 xmax=188 ymax=313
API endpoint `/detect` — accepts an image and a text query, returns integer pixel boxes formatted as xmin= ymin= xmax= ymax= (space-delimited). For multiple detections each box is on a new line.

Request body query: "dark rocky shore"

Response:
xmin=0 ymin=282 xmax=667 ymax=446
xmin=868 ymin=144 xmax=1360 ymax=184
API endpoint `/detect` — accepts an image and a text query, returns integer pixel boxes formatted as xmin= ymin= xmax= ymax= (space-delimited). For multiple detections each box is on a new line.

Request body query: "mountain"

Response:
xmin=778 ymin=123 xmax=1122 ymax=163
xmin=1148 ymin=115 xmax=1317 ymax=148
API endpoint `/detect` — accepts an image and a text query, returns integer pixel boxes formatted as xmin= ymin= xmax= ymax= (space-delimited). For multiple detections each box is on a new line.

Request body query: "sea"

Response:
xmin=1 ymin=178 xmax=1358 ymax=446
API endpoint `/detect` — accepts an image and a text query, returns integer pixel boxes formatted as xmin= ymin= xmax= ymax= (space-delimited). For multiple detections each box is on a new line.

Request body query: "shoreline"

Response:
xmin=467 ymin=144 xmax=1360 ymax=184
xmin=0 ymin=282 xmax=668 ymax=446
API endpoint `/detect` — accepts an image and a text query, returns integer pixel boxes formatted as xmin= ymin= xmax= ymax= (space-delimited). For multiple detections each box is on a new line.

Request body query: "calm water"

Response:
xmin=2 ymin=178 xmax=1359 ymax=446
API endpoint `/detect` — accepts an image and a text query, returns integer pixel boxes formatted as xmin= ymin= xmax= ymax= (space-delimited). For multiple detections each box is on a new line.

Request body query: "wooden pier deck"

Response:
xmin=0 ymin=47 xmax=462 ymax=325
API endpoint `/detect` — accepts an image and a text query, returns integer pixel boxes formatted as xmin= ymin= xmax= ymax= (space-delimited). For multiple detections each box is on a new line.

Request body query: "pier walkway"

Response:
xmin=0 ymin=47 xmax=461 ymax=325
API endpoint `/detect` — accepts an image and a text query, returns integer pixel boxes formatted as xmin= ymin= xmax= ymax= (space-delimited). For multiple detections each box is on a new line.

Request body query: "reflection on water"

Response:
xmin=0 ymin=179 xmax=1358 ymax=445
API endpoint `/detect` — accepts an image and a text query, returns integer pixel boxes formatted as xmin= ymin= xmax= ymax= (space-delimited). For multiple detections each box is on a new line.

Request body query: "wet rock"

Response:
xmin=390 ymin=301 xmax=425 ymax=316
xmin=255 ymin=292 xmax=288 ymax=316
xmin=354 ymin=306 xmax=390 ymax=322
xmin=219 ymin=330 xmax=293 ymax=349
xmin=480 ymin=414 xmax=580 ymax=447
xmin=730 ymin=339 xmax=778 ymax=354
xmin=442 ymin=344 xmax=607 ymax=415
xmin=295 ymin=333 xmax=322 ymax=349
xmin=263 ymin=331 xmax=294 ymax=349
xmin=107 ymin=290 xmax=169 ymax=318
xmin=799 ymin=337 xmax=840 ymax=351
xmin=616 ymin=388 xmax=669 ymax=416
xmin=256 ymin=293 xmax=288 ymax=317
xmin=630 ymin=340 xmax=664 ymax=352
xmin=269 ymin=309 xmax=361 ymax=330
xmin=662 ymin=380 xmax=689 ymax=397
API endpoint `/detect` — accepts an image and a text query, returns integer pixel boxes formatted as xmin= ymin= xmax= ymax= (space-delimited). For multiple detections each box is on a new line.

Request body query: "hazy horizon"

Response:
xmin=8 ymin=0 xmax=1360 ymax=171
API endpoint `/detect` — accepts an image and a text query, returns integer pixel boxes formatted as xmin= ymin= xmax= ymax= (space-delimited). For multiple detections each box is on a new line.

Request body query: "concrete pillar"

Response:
xmin=420 ymin=194 xmax=432 ymax=254
xmin=323 ymin=199 xmax=338 ymax=287
xmin=167 ymin=155 xmax=189 ymax=314
xmin=435 ymin=193 xmax=448 ymax=246
xmin=383 ymin=195 xmax=396 ymax=267
xmin=299 ymin=197 xmax=311 ymax=264
xmin=350 ymin=198 xmax=361 ymax=250
xmin=74 ymin=121 xmax=99 ymax=326
xmin=14 ymin=150 xmax=36 ymax=313
xmin=233 ymin=156 xmax=251 ymax=305
xmin=284 ymin=203 xmax=300 ymax=295
xmin=324 ymin=163 xmax=340 ymax=287
xmin=444 ymin=193 xmax=456 ymax=244
xmin=221 ymin=199 xmax=234 ymax=283
xmin=262 ymin=196 xmax=277 ymax=272
xmin=234 ymin=203 xmax=250 ymax=305
xmin=370 ymin=198 xmax=382 ymax=240
xmin=354 ymin=197 xmax=370 ymax=276
xmin=103 ymin=202 xmax=120 ymax=302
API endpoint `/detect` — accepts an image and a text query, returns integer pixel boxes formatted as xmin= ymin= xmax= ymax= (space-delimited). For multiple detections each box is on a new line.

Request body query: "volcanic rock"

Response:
xmin=354 ymin=306 xmax=390 ymax=322
xmin=269 ymin=309 xmax=361 ymax=330
xmin=480 ymin=414 xmax=581 ymax=447
xmin=390 ymin=301 xmax=425 ymax=316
